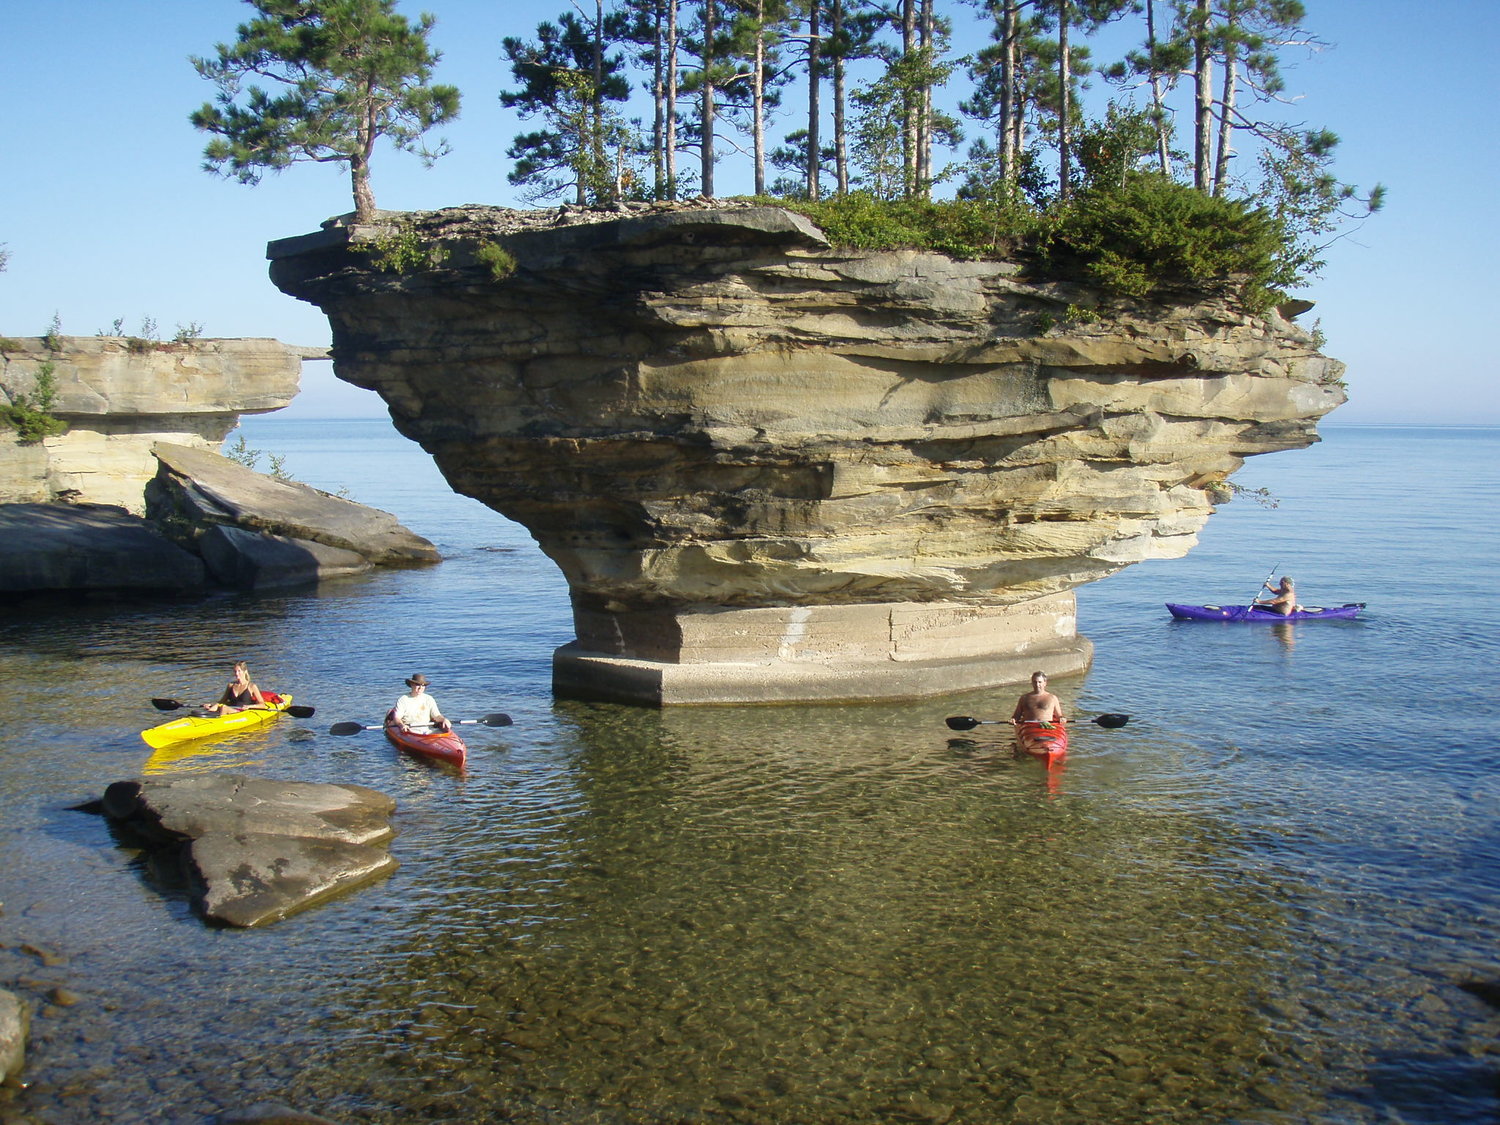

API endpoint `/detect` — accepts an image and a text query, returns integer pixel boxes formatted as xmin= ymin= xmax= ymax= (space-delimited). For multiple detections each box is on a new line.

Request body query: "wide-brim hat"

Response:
xmin=405 ymin=673 xmax=430 ymax=687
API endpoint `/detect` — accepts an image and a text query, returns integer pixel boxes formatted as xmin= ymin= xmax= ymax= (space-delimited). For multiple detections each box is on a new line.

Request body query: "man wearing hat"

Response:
xmin=392 ymin=673 xmax=452 ymax=733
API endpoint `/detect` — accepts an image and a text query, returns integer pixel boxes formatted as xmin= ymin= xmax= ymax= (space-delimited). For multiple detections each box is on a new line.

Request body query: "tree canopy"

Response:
xmin=191 ymin=0 xmax=460 ymax=220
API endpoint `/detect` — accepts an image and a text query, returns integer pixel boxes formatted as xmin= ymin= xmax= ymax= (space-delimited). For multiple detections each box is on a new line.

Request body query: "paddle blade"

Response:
xmin=477 ymin=713 xmax=514 ymax=727
xmin=150 ymin=698 xmax=185 ymax=711
xmin=285 ymin=705 xmax=317 ymax=719
xmin=945 ymin=716 xmax=982 ymax=731
xmin=1091 ymin=713 xmax=1130 ymax=728
xmin=328 ymin=722 xmax=366 ymax=736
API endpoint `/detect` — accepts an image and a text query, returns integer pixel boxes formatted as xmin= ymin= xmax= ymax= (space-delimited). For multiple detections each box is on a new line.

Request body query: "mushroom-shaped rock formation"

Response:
xmin=268 ymin=203 xmax=1345 ymax=704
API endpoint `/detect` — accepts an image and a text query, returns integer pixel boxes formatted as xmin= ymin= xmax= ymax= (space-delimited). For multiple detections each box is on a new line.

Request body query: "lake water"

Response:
xmin=0 ymin=420 xmax=1495 ymax=1124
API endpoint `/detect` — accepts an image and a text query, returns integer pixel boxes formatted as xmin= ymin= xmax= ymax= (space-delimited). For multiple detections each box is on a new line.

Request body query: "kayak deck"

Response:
xmin=383 ymin=711 xmax=467 ymax=768
xmin=1015 ymin=720 xmax=1068 ymax=767
xmin=141 ymin=693 xmax=293 ymax=749
xmin=1166 ymin=602 xmax=1363 ymax=622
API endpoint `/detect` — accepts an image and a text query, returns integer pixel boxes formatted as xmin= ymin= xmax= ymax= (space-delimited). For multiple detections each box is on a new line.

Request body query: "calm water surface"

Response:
xmin=0 ymin=422 xmax=1495 ymax=1124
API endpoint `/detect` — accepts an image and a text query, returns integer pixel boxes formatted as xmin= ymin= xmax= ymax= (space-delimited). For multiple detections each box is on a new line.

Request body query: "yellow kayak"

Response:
xmin=140 ymin=693 xmax=296 ymax=749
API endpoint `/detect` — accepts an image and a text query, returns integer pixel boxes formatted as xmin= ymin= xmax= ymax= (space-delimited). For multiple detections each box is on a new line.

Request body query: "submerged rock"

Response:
xmin=0 ymin=987 xmax=27 ymax=1084
xmin=97 ymin=774 xmax=398 ymax=927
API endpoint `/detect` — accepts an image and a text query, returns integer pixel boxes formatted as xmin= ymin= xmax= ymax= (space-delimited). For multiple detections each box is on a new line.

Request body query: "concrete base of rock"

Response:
xmin=554 ymin=594 xmax=1093 ymax=705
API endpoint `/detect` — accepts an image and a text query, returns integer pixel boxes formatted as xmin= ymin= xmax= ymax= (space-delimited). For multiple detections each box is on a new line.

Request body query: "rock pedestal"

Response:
xmin=268 ymin=203 xmax=1344 ymax=704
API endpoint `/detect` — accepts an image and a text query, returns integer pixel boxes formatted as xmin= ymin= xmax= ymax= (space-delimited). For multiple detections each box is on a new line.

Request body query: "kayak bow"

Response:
xmin=383 ymin=710 xmax=467 ymax=768
xmin=1015 ymin=719 xmax=1068 ymax=767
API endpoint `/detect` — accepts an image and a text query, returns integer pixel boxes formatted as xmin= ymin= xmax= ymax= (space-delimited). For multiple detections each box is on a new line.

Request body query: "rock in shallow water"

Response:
xmin=96 ymin=774 xmax=398 ymax=927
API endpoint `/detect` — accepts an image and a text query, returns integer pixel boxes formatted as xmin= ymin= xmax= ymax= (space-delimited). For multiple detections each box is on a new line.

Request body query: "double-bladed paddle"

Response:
xmin=151 ymin=697 xmax=317 ymax=719
xmin=945 ymin=712 xmax=1130 ymax=732
xmin=328 ymin=713 xmax=514 ymax=736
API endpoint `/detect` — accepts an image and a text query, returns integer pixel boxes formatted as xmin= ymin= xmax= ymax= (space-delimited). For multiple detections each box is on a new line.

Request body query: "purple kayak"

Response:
xmin=1167 ymin=602 xmax=1364 ymax=622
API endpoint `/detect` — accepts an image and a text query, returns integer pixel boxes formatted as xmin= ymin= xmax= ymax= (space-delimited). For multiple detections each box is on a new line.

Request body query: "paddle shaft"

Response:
xmin=151 ymin=697 xmax=315 ymax=719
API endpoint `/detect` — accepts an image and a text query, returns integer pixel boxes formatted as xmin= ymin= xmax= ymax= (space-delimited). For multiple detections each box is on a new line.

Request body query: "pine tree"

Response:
xmin=501 ymin=3 xmax=635 ymax=204
xmin=190 ymin=0 xmax=459 ymax=220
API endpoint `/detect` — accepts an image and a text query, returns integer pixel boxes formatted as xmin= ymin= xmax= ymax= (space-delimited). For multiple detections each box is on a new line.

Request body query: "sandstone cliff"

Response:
xmin=268 ymin=203 xmax=1345 ymax=704
xmin=0 ymin=336 xmax=304 ymax=512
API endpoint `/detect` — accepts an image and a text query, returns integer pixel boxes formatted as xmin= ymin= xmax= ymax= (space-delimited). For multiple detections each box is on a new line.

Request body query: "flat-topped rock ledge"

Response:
xmin=270 ymin=202 xmax=1344 ymax=703
xmin=0 ymin=336 xmax=303 ymax=512
xmin=0 ymin=443 xmax=437 ymax=596
xmin=96 ymin=774 xmax=398 ymax=928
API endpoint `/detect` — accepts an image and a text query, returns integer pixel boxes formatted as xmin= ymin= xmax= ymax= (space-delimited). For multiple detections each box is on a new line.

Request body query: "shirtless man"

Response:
xmin=1255 ymin=576 xmax=1303 ymax=616
xmin=1012 ymin=670 xmax=1065 ymax=726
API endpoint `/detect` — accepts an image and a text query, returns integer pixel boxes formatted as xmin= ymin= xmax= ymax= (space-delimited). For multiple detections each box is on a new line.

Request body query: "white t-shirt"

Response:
xmin=393 ymin=691 xmax=443 ymax=729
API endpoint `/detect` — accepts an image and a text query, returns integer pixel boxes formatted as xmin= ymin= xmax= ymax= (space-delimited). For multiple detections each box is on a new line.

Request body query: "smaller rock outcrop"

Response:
xmin=97 ymin=774 xmax=398 ymax=927
xmin=0 ymin=336 xmax=305 ymax=512
xmin=0 ymin=502 xmax=204 ymax=595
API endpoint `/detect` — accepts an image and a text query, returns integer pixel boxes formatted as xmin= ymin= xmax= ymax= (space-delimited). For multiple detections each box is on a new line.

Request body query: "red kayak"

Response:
xmin=1015 ymin=720 xmax=1068 ymax=767
xmin=383 ymin=710 xmax=467 ymax=768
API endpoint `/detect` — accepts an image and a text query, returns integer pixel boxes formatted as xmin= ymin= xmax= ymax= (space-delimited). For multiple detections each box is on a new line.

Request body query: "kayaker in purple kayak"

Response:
xmin=1254 ymin=576 xmax=1303 ymax=616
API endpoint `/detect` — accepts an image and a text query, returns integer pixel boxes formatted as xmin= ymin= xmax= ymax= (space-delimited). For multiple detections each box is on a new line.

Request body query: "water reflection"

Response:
xmin=236 ymin=698 xmax=1309 ymax=1124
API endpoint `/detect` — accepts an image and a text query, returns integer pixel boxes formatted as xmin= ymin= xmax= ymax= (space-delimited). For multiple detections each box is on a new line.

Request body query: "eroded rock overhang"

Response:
xmin=268 ymin=203 xmax=1345 ymax=704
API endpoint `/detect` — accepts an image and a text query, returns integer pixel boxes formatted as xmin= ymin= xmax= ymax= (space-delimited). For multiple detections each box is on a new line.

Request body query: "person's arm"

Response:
xmin=248 ymin=683 xmax=266 ymax=708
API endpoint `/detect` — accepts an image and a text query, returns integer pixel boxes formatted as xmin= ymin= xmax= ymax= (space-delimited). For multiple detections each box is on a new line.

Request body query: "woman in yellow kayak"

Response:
xmin=204 ymin=661 xmax=267 ymax=714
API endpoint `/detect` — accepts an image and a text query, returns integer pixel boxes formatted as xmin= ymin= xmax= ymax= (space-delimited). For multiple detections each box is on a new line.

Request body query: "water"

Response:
xmin=0 ymin=421 xmax=1495 ymax=1124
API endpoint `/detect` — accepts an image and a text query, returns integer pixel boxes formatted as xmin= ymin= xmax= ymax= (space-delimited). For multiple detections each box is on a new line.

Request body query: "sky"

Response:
xmin=3 ymin=0 xmax=1496 ymax=423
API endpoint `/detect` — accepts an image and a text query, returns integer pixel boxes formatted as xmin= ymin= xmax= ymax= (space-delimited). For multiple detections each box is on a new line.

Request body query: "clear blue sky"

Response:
xmin=3 ymin=0 xmax=1495 ymax=423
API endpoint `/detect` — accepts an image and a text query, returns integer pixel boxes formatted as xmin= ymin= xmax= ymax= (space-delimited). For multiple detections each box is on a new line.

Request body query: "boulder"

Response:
xmin=0 ymin=988 xmax=27 ymax=1084
xmin=198 ymin=524 xmax=372 ymax=589
xmin=147 ymin=442 xmax=438 ymax=567
xmin=98 ymin=775 xmax=398 ymax=927
xmin=0 ymin=502 xmax=204 ymax=595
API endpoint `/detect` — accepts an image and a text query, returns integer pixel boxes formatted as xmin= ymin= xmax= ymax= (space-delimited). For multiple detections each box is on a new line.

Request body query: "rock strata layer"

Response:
xmin=98 ymin=774 xmax=398 ymax=927
xmin=269 ymin=203 xmax=1345 ymax=703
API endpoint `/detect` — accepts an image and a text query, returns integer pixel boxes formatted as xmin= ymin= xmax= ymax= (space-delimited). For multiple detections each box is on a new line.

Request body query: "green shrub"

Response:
xmin=365 ymin=224 xmax=449 ymax=274
xmin=779 ymin=192 xmax=1038 ymax=259
xmin=477 ymin=241 xmax=518 ymax=280
xmin=1043 ymin=175 xmax=1290 ymax=312
xmin=2 ymin=360 xmax=67 ymax=443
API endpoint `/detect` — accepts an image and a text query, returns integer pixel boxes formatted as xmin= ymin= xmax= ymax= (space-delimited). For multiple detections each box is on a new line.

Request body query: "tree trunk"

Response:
xmin=1000 ymin=0 xmax=1016 ymax=187
xmin=702 ymin=0 xmax=717 ymax=197
xmin=667 ymin=0 xmax=679 ymax=198
xmin=832 ymin=0 xmax=848 ymax=194
xmin=754 ymin=0 xmax=767 ymax=195
xmin=353 ymin=85 xmax=377 ymax=219
xmin=1057 ymin=0 xmax=1071 ymax=201
xmin=912 ymin=0 xmax=924 ymax=198
xmin=592 ymin=0 xmax=609 ymax=201
xmin=901 ymin=0 xmax=916 ymax=197
xmin=1212 ymin=31 xmax=1239 ymax=196
xmin=808 ymin=0 xmax=821 ymax=199
xmin=1145 ymin=0 xmax=1171 ymax=175
xmin=653 ymin=0 xmax=667 ymax=197
xmin=1193 ymin=0 xmax=1212 ymax=192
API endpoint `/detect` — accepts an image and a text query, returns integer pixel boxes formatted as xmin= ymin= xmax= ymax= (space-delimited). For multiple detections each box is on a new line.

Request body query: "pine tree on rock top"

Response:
xmin=190 ymin=0 xmax=461 ymax=221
